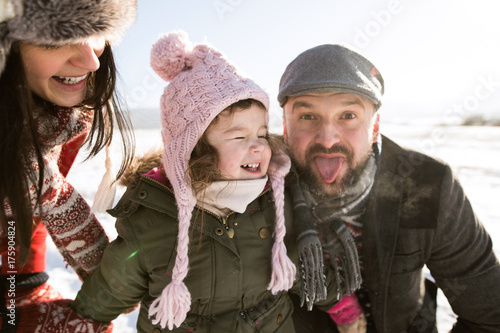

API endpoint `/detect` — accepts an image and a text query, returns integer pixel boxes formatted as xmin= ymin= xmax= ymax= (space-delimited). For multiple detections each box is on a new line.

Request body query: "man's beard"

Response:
xmin=292 ymin=143 xmax=372 ymax=198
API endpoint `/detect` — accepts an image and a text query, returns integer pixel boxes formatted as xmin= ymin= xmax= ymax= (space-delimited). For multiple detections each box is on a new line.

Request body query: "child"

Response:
xmin=72 ymin=31 xmax=364 ymax=332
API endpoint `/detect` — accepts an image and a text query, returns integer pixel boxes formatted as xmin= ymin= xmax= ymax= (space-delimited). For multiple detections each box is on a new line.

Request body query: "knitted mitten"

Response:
xmin=15 ymin=299 xmax=113 ymax=332
xmin=13 ymin=281 xmax=63 ymax=307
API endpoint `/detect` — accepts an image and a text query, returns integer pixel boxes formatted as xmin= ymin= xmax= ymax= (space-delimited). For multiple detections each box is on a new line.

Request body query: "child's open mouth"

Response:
xmin=241 ymin=163 xmax=260 ymax=172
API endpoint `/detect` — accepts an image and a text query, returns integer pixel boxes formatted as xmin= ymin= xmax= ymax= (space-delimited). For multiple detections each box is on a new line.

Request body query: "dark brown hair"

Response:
xmin=0 ymin=42 xmax=135 ymax=264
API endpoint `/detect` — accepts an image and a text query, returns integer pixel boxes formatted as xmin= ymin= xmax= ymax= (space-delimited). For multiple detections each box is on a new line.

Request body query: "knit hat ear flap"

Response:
xmin=0 ymin=0 xmax=16 ymax=23
xmin=148 ymin=31 xmax=195 ymax=330
xmin=0 ymin=0 xmax=19 ymax=74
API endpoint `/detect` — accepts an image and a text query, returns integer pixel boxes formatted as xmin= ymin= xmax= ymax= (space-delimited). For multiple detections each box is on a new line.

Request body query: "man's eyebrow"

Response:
xmin=340 ymin=98 xmax=364 ymax=108
xmin=290 ymin=95 xmax=365 ymax=113
xmin=292 ymin=101 xmax=314 ymax=112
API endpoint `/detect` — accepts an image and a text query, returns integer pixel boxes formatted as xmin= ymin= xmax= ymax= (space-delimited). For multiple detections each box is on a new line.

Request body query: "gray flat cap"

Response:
xmin=278 ymin=44 xmax=384 ymax=107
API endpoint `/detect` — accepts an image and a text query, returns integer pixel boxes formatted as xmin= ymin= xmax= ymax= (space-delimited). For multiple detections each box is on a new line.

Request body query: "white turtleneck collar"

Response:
xmin=196 ymin=176 xmax=268 ymax=216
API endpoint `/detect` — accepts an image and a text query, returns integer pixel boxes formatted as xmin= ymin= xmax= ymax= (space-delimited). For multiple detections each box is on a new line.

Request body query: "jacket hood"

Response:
xmin=119 ymin=148 xmax=163 ymax=188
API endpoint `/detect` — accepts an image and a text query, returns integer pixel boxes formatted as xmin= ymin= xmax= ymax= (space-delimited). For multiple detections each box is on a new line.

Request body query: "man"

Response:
xmin=279 ymin=44 xmax=500 ymax=332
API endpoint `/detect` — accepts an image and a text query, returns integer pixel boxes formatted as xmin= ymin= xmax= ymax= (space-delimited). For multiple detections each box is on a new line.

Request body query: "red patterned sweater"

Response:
xmin=1 ymin=106 xmax=109 ymax=280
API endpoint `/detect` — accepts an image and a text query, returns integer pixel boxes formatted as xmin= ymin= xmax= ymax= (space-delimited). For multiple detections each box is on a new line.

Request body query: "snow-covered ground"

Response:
xmin=50 ymin=124 xmax=500 ymax=332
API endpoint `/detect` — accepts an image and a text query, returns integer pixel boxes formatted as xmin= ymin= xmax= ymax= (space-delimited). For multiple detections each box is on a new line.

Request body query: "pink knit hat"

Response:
xmin=149 ymin=31 xmax=296 ymax=330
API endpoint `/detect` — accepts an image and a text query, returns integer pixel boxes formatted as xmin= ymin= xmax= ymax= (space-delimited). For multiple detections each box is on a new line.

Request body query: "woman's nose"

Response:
xmin=69 ymin=37 xmax=106 ymax=72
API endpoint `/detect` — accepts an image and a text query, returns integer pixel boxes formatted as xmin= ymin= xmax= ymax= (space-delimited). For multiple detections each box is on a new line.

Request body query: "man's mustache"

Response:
xmin=306 ymin=144 xmax=353 ymax=160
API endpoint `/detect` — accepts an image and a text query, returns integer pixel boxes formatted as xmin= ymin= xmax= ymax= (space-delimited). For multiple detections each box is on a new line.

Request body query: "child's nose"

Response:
xmin=250 ymin=139 xmax=265 ymax=153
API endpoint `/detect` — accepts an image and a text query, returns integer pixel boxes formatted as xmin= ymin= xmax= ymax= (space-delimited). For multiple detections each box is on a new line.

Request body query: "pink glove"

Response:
xmin=15 ymin=299 xmax=113 ymax=333
xmin=327 ymin=293 xmax=364 ymax=325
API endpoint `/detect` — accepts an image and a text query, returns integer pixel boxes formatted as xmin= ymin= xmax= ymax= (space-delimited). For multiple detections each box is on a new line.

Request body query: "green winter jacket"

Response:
xmin=72 ymin=166 xmax=338 ymax=332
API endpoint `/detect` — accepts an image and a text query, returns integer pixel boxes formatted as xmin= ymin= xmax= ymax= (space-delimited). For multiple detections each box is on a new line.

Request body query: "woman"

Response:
xmin=0 ymin=0 xmax=136 ymax=330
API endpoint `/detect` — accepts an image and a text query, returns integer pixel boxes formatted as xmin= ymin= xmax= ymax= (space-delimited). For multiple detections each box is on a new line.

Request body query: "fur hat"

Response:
xmin=149 ymin=30 xmax=296 ymax=330
xmin=0 ymin=0 xmax=137 ymax=74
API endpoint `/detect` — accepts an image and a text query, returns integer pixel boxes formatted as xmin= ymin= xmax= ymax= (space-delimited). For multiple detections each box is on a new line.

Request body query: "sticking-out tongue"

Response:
xmin=314 ymin=157 xmax=345 ymax=183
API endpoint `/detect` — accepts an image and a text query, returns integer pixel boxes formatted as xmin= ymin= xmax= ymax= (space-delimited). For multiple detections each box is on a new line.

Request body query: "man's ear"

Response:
xmin=372 ymin=113 xmax=380 ymax=143
xmin=282 ymin=115 xmax=288 ymax=144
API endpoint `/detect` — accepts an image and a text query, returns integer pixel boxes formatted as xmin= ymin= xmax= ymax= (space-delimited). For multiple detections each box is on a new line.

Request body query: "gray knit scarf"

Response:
xmin=290 ymin=139 xmax=381 ymax=310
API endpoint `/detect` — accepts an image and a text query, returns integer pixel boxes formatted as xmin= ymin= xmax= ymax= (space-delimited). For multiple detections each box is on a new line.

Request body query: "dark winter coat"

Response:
xmin=359 ymin=136 xmax=500 ymax=332
xmin=72 ymin=164 xmax=339 ymax=333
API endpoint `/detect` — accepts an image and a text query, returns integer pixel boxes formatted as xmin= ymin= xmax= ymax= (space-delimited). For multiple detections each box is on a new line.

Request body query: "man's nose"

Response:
xmin=315 ymin=122 xmax=341 ymax=149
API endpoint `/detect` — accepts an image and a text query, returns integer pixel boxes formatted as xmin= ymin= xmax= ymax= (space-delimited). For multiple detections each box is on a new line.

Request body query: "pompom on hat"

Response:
xmin=149 ymin=31 xmax=296 ymax=330
xmin=0 ymin=0 xmax=137 ymax=75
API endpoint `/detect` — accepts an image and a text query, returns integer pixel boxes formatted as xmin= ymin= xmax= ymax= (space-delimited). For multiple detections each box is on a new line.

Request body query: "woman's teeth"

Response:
xmin=55 ymin=74 xmax=87 ymax=85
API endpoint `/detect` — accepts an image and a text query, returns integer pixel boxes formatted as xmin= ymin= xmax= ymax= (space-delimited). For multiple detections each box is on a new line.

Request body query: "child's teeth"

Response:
xmin=57 ymin=74 xmax=87 ymax=84
xmin=243 ymin=163 xmax=259 ymax=168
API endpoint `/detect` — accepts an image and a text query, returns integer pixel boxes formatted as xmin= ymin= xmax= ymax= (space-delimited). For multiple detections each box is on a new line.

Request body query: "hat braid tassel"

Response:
xmin=149 ymin=205 xmax=192 ymax=330
xmin=268 ymin=175 xmax=296 ymax=294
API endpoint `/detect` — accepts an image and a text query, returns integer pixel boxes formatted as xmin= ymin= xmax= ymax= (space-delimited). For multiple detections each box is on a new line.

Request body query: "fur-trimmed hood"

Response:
xmin=120 ymin=148 xmax=163 ymax=188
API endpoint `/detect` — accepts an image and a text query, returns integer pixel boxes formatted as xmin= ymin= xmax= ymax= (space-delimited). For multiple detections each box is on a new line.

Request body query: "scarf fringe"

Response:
xmin=329 ymin=222 xmax=362 ymax=296
xmin=289 ymin=170 xmax=328 ymax=309
xmin=341 ymin=228 xmax=362 ymax=293
xmin=297 ymin=236 xmax=327 ymax=310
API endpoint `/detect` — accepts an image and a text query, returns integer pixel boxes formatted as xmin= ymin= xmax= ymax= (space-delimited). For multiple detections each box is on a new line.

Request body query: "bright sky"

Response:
xmin=113 ymin=0 xmax=500 ymax=128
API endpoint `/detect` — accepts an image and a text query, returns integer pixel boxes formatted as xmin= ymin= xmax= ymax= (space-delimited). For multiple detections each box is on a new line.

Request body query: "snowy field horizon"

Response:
xmin=47 ymin=111 xmax=500 ymax=332
xmin=129 ymin=102 xmax=500 ymax=131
